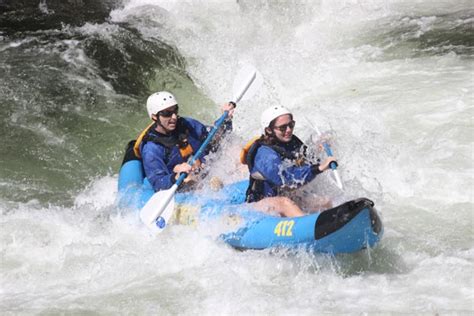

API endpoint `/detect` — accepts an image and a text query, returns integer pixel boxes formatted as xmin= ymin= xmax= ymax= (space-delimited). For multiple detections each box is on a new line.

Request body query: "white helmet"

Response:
xmin=260 ymin=105 xmax=292 ymax=130
xmin=146 ymin=91 xmax=178 ymax=118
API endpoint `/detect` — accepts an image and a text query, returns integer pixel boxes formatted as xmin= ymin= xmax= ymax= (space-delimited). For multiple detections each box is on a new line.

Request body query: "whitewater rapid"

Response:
xmin=1 ymin=0 xmax=473 ymax=314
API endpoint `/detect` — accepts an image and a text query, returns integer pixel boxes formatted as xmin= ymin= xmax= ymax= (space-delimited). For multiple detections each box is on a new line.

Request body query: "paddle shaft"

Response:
xmin=176 ymin=70 xmax=257 ymax=186
xmin=175 ymin=111 xmax=229 ymax=186
xmin=310 ymin=122 xmax=343 ymax=189
xmin=322 ymin=143 xmax=337 ymax=170
xmin=149 ymin=69 xmax=258 ymax=223
xmin=233 ymin=71 xmax=257 ymax=103
xmin=144 ymin=113 xmax=232 ymax=225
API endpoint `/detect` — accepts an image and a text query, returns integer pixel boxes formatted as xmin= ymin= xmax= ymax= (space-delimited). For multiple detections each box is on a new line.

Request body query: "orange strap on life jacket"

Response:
xmin=179 ymin=144 xmax=194 ymax=160
xmin=240 ymin=136 xmax=260 ymax=165
xmin=179 ymin=142 xmax=201 ymax=168
xmin=133 ymin=122 xmax=201 ymax=167
xmin=133 ymin=122 xmax=155 ymax=158
xmin=179 ymin=142 xmax=194 ymax=159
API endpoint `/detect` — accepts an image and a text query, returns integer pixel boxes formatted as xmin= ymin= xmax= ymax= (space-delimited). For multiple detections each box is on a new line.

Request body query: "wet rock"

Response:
xmin=0 ymin=0 xmax=121 ymax=33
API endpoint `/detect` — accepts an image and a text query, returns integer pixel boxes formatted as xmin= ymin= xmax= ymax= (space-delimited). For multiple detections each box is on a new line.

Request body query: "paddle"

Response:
xmin=140 ymin=65 xmax=262 ymax=233
xmin=306 ymin=119 xmax=343 ymax=190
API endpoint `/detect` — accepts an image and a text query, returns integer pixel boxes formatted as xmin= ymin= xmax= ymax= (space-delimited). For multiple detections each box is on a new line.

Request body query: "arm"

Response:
xmin=211 ymin=102 xmax=235 ymax=143
xmin=206 ymin=102 xmax=235 ymax=153
xmin=184 ymin=113 xmax=233 ymax=156
xmin=141 ymin=142 xmax=176 ymax=192
xmin=253 ymin=146 xmax=322 ymax=187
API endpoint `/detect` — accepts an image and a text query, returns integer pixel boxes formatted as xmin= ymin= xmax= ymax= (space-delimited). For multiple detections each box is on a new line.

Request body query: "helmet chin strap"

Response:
xmin=152 ymin=114 xmax=165 ymax=132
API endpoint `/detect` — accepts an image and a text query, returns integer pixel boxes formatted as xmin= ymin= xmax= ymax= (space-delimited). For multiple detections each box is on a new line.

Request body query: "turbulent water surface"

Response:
xmin=1 ymin=0 xmax=473 ymax=314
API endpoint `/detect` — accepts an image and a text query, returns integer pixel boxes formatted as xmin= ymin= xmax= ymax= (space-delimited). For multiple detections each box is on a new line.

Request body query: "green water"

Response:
xmin=0 ymin=11 xmax=229 ymax=205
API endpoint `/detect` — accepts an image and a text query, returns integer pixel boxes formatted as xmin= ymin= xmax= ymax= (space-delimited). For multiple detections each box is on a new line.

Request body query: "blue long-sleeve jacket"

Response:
xmin=141 ymin=117 xmax=207 ymax=192
xmin=141 ymin=116 xmax=231 ymax=192
xmin=247 ymin=138 xmax=321 ymax=202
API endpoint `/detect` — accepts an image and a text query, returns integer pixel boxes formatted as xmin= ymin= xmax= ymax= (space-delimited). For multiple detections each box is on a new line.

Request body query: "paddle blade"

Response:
xmin=332 ymin=169 xmax=343 ymax=190
xmin=146 ymin=198 xmax=175 ymax=234
xmin=232 ymin=64 xmax=263 ymax=103
xmin=139 ymin=185 xmax=177 ymax=232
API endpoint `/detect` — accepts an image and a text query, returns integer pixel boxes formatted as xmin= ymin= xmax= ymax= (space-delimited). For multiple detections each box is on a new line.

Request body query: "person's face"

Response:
xmin=271 ymin=114 xmax=295 ymax=143
xmin=153 ymin=105 xmax=179 ymax=132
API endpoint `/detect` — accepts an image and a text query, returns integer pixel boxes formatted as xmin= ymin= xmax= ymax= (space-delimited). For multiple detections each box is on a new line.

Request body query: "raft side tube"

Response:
xmin=118 ymin=140 xmax=155 ymax=209
xmin=369 ymin=206 xmax=383 ymax=236
xmin=314 ymin=198 xmax=381 ymax=240
xmin=222 ymin=198 xmax=383 ymax=254
xmin=312 ymin=207 xmax=382 ymax=253
xmin=222 ymin=213 xmax=319 ymax=250
xmin=121 ymin=140 xmax=140 ymax=166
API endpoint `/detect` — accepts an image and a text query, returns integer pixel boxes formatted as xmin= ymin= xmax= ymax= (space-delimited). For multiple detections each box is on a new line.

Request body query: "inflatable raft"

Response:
xmin=118 ymin=141 xmax=383 ymax=254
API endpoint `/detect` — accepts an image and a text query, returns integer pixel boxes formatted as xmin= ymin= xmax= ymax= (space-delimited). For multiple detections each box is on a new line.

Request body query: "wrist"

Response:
xmin=311 ymin=164 xmax=322 ymax=175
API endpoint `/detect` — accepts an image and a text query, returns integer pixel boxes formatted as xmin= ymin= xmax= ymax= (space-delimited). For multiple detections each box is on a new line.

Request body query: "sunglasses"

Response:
xmin=158 ymin=105 xmax=179 ymax=118
xmin=273 ymin=120 xmax=295 ymax=133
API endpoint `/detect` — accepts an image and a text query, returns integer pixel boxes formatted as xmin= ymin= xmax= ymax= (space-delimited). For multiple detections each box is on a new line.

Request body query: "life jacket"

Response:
xmin=133 ymin=122 xmax=154 ymax=159
xmin=240 ymin=136 xmax=260 ymax=165
xmin=241 ymin=135 xmax=307 ymax=170
xmin=133 ymin=118 xmax=201 ymax=167
xmin=241 ymin=135 xmax=307 ymax=202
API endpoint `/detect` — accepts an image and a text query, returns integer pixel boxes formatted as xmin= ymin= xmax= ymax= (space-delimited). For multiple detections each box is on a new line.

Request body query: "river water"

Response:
xmin=1 ymin=0 xmax=473 ymax=314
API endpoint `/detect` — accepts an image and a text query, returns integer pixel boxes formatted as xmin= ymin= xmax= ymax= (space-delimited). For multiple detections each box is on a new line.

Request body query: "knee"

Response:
xmin=278 ymin=196 xmax=297 ymax=208
xmin=319 ymin=197 xmax=332 ymax=210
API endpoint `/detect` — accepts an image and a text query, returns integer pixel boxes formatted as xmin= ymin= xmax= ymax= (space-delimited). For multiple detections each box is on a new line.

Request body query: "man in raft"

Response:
xmin=134 ymin=91 xmax=235 ymax=192
xmin=241 ymin=105 xmax=336 ymax=217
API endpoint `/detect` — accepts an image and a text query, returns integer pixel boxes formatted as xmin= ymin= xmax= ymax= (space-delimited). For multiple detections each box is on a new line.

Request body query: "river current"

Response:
xmin=1 ymin=0 xmax=473 ymax=314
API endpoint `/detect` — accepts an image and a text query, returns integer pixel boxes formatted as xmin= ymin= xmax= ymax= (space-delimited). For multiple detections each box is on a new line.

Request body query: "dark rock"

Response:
xmin=0 ymin=0 xmax=122 ymax=33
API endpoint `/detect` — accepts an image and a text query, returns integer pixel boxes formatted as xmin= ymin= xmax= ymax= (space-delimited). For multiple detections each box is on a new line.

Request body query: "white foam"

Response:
xmin=2 ymin=0 xmax=473 ymax=313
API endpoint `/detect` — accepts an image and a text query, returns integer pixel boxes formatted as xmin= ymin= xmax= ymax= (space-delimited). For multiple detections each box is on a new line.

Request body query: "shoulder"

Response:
xmin=179 ymin=116 xmax=207 ymax=139
xmin=255 ymin=144 xmax=280 ymax=159
xmin=142 ymin=140 xmax=166 ymax=156
xmin=180 ymin=116 xmax=206 ymax=129
xmin=287 ymin=135 xmax=305 ymax=149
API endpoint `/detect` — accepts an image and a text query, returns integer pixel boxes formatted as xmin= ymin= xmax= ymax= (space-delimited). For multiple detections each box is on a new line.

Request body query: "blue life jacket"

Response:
xmin=140 ymin=117 xmax=209 ymax=192
xmin=244 ymin=135 xmax=322 ymax=202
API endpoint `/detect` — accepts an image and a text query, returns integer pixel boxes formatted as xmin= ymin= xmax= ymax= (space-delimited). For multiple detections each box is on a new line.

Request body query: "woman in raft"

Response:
xmin=240 ymin=105 xmax=337 ymax=217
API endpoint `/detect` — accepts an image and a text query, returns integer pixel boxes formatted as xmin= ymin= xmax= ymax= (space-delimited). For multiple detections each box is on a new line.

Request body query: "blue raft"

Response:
xmin=118 ymin=141 xmax=383 ymax=254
